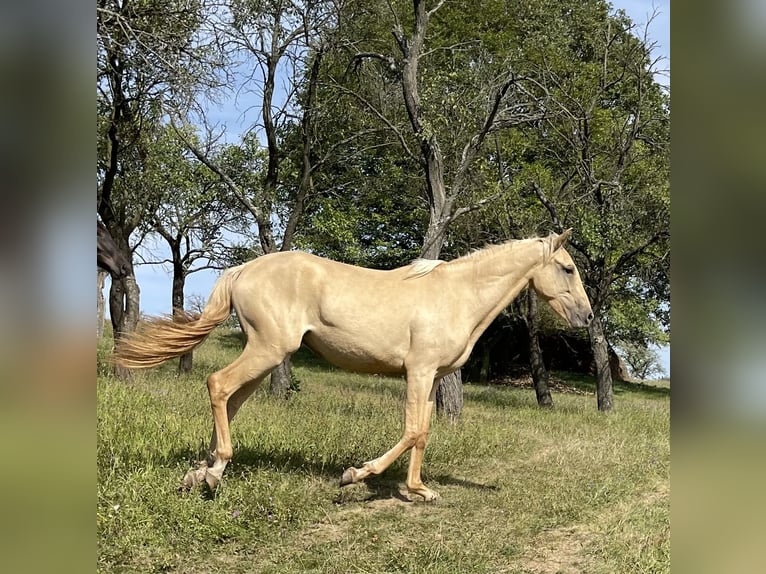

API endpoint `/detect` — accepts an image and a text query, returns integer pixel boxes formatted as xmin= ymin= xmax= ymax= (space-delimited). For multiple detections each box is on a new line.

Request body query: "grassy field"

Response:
xmin=97 ymin=328 xmax=669 ymax=573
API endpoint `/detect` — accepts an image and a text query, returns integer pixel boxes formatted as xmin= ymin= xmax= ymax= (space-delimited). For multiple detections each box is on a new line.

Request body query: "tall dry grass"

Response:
xmin=98 ymin=328 xmax=669 ymax=573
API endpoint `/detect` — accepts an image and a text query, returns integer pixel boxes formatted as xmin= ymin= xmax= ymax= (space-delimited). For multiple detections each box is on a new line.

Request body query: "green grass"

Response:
xmin=98 ymin=329 xmax=669 ymax=573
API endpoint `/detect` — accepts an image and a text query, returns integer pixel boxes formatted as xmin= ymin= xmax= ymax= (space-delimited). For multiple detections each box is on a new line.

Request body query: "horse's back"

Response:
xmin=229 ymin=251 xmax=403 ymax=323
xmin=234 ymin=250 xmax=411 ymax=291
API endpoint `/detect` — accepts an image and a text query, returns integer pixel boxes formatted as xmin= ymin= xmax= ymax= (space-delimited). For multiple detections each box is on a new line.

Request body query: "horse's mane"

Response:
xmin=450 ymin=238 xmax=539 ymax=268
xmin=454 ymin=239 xmax=523 ymax=262
xmin=403 ymin=238 xmax=543 ymax=279
xmin=405 ymin=258 xmax=445 ymax=279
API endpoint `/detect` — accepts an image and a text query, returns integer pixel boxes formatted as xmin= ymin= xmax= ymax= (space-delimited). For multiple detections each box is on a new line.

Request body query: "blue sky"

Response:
xmin=122 ymin=0 xmax=670 ymax=374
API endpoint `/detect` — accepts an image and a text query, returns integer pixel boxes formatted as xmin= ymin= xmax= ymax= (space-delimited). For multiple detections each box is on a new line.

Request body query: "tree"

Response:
xmin=517 ymin=4 xmax=670 ymax=410
xmin=175 ymin=0 xmax=339 ymax=396
xmin=97 ymin=0 xmax=221 ymax=377
xmin=412 ymin=1 xmax=669 ymax=410
xmin=135 ymin=126 xmax=249 ymax=372
xmin=618 ymin=341 xmax=666 ymax=381
xmin=315 ymin=0 xmax=547 ymax=420
xmin=97 ymin=270 xmax=109 ymax=339
xmin=525 ymin=290 xmax=553 ymax=406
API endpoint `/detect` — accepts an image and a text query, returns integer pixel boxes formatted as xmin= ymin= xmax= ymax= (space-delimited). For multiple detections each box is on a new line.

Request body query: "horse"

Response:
xmin=114 ymin=229 xmax=592 ymax=501
xmin=97 ymin=221 xmax=130 ymax=279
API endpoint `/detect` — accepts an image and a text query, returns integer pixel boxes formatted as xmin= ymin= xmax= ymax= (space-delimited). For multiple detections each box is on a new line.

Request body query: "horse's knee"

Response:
xmin=404 ymin=430 xmax=428 ymax=450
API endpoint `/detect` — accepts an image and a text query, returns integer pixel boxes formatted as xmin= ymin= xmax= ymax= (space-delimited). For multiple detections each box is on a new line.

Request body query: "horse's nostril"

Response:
xmin=587 ymin=312 xmax=594 ymax=323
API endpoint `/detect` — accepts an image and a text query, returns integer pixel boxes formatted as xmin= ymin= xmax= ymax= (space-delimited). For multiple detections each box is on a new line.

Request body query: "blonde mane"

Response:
xmin=404 ymin=239 xmax=532 ymax=279
xmin=447 ymin=238 xmax=532 ymax=266
xmin=405 ymin=258 xmax=445 ymax=279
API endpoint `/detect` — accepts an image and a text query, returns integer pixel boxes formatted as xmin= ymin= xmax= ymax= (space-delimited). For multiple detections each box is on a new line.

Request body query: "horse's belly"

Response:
xmin=302 ymin=330 xmax=406 ymax=375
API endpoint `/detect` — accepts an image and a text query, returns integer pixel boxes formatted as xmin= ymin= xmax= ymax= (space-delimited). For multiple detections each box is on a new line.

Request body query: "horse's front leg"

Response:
xmin=404 ymin=377 xmax=439 ymax=501
xmin=340 ymin=370 xmax=439 ymax=500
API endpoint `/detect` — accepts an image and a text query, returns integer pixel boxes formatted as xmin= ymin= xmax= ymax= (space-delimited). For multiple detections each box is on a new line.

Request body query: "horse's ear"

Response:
xmin=552 ymin=228 xmax=572 ymax=252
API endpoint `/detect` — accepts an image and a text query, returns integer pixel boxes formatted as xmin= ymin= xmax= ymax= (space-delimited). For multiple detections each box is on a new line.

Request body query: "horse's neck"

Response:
xmin=451 ymin=239 xmax=544 ymax=312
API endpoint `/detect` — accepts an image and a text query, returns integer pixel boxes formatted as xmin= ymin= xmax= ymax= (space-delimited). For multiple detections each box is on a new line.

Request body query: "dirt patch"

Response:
xmin=299 ymin=485 xmax=426 ymax=548
xmin=518 ymin=524 xmax=593 ymax=574
xmin=516 ymin=480 xmax=669 ymax=574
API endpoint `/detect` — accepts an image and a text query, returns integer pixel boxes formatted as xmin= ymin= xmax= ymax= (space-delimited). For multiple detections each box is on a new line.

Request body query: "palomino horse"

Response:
xmin=97 ymin=221 xmax=130 ymax=279
xmin=115 ymin=230 xmax=592 ymax=500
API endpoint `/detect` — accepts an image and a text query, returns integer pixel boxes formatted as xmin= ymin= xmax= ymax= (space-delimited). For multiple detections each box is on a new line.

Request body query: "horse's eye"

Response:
xmin=563 ymin=266 xmax=574 ymax=275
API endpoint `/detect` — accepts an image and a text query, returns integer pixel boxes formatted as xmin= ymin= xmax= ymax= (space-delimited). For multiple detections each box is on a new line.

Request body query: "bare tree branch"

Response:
xmin=530 ymin=181 xmax=590 ymax=257
xmin=332 ymin=81 xmax=418 ymax=162
xmin=427 ymin=0 xmax=446 ymax=18
xmin=171 ymin=120 xmax=263 ymax=223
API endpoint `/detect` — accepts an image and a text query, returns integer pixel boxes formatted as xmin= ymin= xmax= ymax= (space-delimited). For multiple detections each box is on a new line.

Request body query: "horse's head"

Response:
xmin=530 ymin=229 xmax=593 ymax=328
xmin=97 ymin=221 xmax=131 ymax=279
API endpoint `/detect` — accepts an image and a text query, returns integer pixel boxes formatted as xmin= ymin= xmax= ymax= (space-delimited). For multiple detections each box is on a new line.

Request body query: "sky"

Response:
xmin=120 ymin=0 xmax=670 ymax=375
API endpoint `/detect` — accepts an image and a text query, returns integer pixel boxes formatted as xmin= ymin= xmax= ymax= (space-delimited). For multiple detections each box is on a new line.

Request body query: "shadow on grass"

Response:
xmin=322 ymin=376 xmax=406 ymax=400
xmin=357 ymin=473 xmax=412 ymax=503
xmin=431 ymin=474 xmax=499 ymax=492
xmin=463 ymin=386 xmax=538 ymax=410
xmin=334 ymin=472 xmax=499 ymax=504
xmin=167 ymin=444 xmax=352 ymax=485
xmin=466 ymin=373 xmax=669 ymax=406
xmin=615 ymin=379 xmax=671 ymax=397
xmin=165 ymin=444 xmax=492 ymax=502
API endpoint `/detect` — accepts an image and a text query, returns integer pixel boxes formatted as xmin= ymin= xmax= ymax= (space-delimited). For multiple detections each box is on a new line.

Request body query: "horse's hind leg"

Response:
xmin=208 ymin=378 xmax=262 ymax=456
xmin=181 ymin=376 xmax=264 ymax=491
xmin=182 ymin=345 xmax=282 ymax=492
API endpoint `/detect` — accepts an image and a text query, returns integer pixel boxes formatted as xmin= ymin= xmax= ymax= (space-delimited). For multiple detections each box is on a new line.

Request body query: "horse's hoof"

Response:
xmin=340 ymin=467 xmax=356 ymax=487
xmin=205 ymin=470 xmax=222 ymax=492
xmin=422 ymin=490 xmax=440 ymax=502
xmin=180 ymin=468 xmax=202 ymax=491
xmin=408 ymin=487 xmax=440 ymax=502
xmin=180 ymin=466 xmax=213 ymax=493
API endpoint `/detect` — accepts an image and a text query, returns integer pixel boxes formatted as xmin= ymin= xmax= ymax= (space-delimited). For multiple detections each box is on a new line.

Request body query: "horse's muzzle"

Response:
xmin=570 ymin=308 xmax=594 ymax=328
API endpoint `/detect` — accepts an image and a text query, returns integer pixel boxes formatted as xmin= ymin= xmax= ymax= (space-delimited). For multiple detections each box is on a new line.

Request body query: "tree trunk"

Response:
xmin=587 ymin=313 xmax=614 ymax=411
xmin=178 ymin=348 xmax=194 ymax=373
xmin=110 ymin=275 xmax=141 ymax=380
xmin=97 ymin=270 xmax=107 ymax=339
xmin=479 ymin=345 xmax=491 ymax=385
xmin=270 ymin=356 xmax=292 ymax=399
xmin=259 ymin=48 xmax=294 ymax=397
xmin=172 ymin=258 xmax=193 ymax=374
xmin=435 ymin=371 xmax=463 ymax=424
xmin=527 ymin=290 xmax=553 ymax=407
xmin=281 ymin=49 xmax=322 ymax=253
xmin=393 ymin=0 xmax=462 ymax=419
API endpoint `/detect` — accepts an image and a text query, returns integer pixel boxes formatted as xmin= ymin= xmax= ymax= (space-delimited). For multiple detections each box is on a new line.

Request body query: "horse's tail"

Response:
xmin=113 ymin=265 xmax=246 ymax=370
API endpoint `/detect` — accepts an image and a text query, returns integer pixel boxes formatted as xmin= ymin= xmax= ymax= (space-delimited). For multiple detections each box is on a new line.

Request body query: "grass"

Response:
xmin=98 ymin=328 xmax=669 ymax=573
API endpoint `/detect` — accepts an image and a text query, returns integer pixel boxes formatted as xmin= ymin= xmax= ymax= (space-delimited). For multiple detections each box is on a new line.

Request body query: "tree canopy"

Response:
xmin=97 ymin=0 xmax=669 ymax=397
